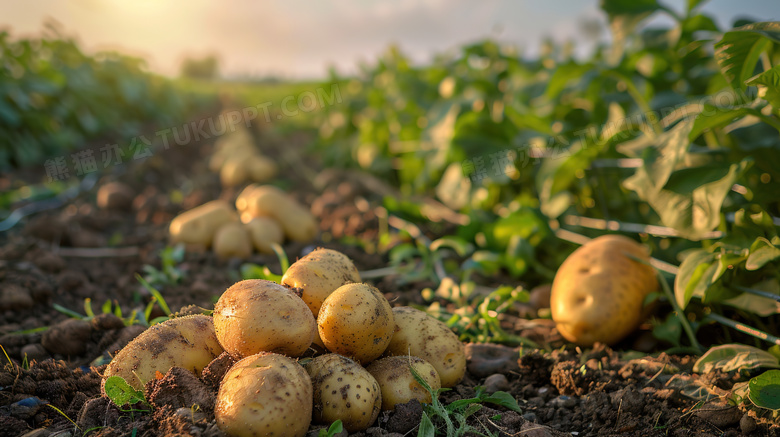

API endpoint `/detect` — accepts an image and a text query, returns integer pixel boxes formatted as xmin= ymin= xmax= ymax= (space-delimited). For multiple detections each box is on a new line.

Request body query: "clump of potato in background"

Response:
xmin=238 ymin=185 xmax=317 ymax=242
xmin=243 ymin=216 xmax=284 ymax=254
xmin=216 ymin=352 xmax=312 ymax=437
xmin=367 ymin=356 xmax=440 ymax=411
xmin=212 ymin=222 xmax=253 ymax=259
xmin=306 ymin=353 xmax=382 ymax=432
xmin=317 ymin=283 xmax=394 ymax=364
xmin=210 ymin=127 xmax=277 ymax=187
xmin=551 ymin=234 xmax=658 ymax=347
xmin=213 ymin=279 xmax=316 ymax=358
xmin=282 ymin=247 xmax=361 ymax=316
xmin=101 ymin=315 xmax=223 ymax=392
xmin=169 ymin=200 xmax=237 ymax=248
xmin=384 ymin=306 xmax=466 ymax=387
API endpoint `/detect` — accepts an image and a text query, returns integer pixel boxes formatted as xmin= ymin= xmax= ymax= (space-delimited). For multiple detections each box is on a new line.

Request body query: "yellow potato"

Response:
xmin=384 ymin=307 xmax=466 ymax=387
xmin=241 ymin=185 xmax=317 ymax=242
xmin=306 ymin=354 xmax=382 ymax=432
xmin=366 ymin=356 xmax=440 ymax=411
xmin=551 ymin=234 xmax=658 ymax=347
xmin=216 ymin=352 xmax=312 ymax=437
xmin=317 ymin=283 xmax=394 ymax=365
xmin=101 ymin=315 xmax=223 ymax=392
xmin=213 ymin=279 xmax=316 ymax=358
xmin=244 ymin=217 xmax=284 ymax=254
xmin=169 ymin=200 xmax=238 ymax=247
xmin=282 ymin=248 xmax=361 ymax=316
xmin=246 ymin=155 xmax=277 ymax=183
xmin=212 ymin=222 xmax=253 ymax=259
xmin=220 ymin=159 xmax=249 ymax=187
xmin=235 ymin=184 xmax=260 ymax=213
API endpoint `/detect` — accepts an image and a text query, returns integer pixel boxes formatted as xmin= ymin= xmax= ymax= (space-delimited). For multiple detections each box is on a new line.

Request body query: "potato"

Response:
xmin=220 ymin=159 xmax=249 ymax=187
xmin=246 ymin=155 xmax=277 ymax=183
xmin=366 ymin=356 xmax=440 ymax=411
xmin=384 ymin=307 xmax=466 ymax=388
xmin=213 ymin=222 xmax=253 ymax=259
xmin=317 ymin=283 xmax=394 ymax=364
xmin=241 ymin=185 xmax=317 ymax=242
xmin=282 ymin=248 xmax=361 ymax=316
xmin=235 ymin=184 xmax=260 ymax=213
xmin=213 ymin=279 xmax=316 ymax=358
xmin=101 ymin=315 xmax=223 ymax=392
xmin=216 ymin=352 xmax=312 ymax=437
xmin=169 ymin=200 xmax=238 ymax=247
xmin=244 ymin=217 xmax=284 ymax=254
xmin=550 ymin=234 xmax=658 ymax=347
xmin=306 ymin=354 xmax=382 ymax=432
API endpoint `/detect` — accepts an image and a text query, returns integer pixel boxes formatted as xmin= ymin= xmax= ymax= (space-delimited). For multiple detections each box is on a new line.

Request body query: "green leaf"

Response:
xmin=103 ymin=376 xmax=148 ymax=407
xmin=747 ymin=65 xmax=780 ymax=109
xmin=318 ymin=420 xmax=344 ymax=437
xmin=689 ymin=105 xmax=750 ymax=140
xmin=687 ymin=0 xmax=709 ymax=14
xmin=653 ymin=313 xmax=683 ymax=347
xmin=674 ymin=250 xmax=716 ymax=309
xmin=715 ymin=22 xmax=780 ymax=90
xmin=749 ymin=369 xmax=780 ymax=410
xmin=417 ymin=411 xmax=436 ymax=437
xmin=747 ymin=237 xmax=780 ymax=271
xmin=430 ymin=236 xmax=473 ymax=257
xmin=481 ymin=391 xmax=522 ymax=413
xmin=724 ymin=279 xmax=780 ymax=317
xmin=694 ymin=344 xmax=780 ymax=374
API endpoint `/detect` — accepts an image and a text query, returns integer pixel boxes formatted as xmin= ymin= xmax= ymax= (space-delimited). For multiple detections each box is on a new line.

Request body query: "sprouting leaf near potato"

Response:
xmin=551 ymin=234 xmax=658 ymax=347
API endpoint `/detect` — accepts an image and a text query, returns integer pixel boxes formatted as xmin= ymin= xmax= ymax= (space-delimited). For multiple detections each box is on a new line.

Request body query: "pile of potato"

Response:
xmin=101 ymin=248 xmax=466 ymax=436
xmin=209 ymin=128 xmax=278 ymax=187
xmin=168 ymin=184 xmax=317 ymax=258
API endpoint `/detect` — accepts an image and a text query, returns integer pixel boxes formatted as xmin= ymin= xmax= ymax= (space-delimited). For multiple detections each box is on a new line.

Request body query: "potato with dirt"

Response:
xmin=384 ymin=306 xmax=466 ymax=387
xmin=216 ymin=352 xmax=312 ymax=437
xmin=317 ymin=283 xmax=394 ymax=364
xmin=213 ymin=279 xmax=316 ymax=358
xmin=212 ymin=222 xmax=253 ymax=259
xmin=238 ymin=185 xmax=317 ymax=242
xmin=366 ymin=356 xmax=440 ymax=411
xmin=550 ymin=234 xmax=658 ymax=347
xmin=101 ymin=315 xmax=223 ymax=392
xmin=306 ymin=353 xmax=382 ymax=432
xmin=244 ymin=216 xmax=284 ymax=254
xmin=169 ymin=200 xmax=238 ymax=248
xmin=282 ymin=247 xmax=361 ymax=316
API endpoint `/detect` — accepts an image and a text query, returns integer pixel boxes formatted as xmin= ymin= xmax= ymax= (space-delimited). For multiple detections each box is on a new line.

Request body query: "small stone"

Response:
xmin=484 ymin=373 xmax=510 ymax=394
xmin=174 ymin=406 xmax=207 ymax=423
xmin=35 ymin=252 xmax=65 ymax=273
xmin=692 ymin=400 xmax=742 ymax=428
xmin=528 ymin=284 xmax=552 ymax=310
xmin=740 ymin=414 xmax=757 ymax=434
xmin=97 ymin=182 xmax=135 ymax=211
xmin=465 ymin=343 xmax=519 ymax=377
xmin=523 ymin=412 xmax=538 ymax=422
xmin=0 ymin=284 xmax=33 ymax=311
xmin=550 ymin=395 xmax=577 ymax=409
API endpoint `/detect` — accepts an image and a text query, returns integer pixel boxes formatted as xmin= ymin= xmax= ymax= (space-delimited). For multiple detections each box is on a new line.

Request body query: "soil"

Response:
xmin=1 ymin=113 xmax=779 ymax=436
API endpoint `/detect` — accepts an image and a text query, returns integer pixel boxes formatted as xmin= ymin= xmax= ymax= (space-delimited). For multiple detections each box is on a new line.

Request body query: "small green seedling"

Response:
xmin=410 ymin=365 xmax=520 ymax=437
xmin=317 ymin=420 xmax=344 ymax=437
xmin=240 ymin=242 xmax=291 ymax=283
xmin=103 ymin=376 xmax=151 ymax=410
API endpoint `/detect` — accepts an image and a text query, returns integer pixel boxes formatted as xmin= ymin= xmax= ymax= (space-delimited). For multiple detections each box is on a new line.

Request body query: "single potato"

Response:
xmin=216 ymin=352 xmax=312 ymax=437
xmin=220 ymin=159 xmax=249 ymax=187
xmin=246 ymin=155 xmax=277 ymax=183
xmin=244 ymin=216 xmax=284 ymax=254
xmin=317 ymin=283 xmax=394 ymax=364
xmin=550 ymin=234 xmax=658 ymax=347
xmin=282 ymin=248 xmax=361 ymax=316
xmin=384 ymin=307 xmax=466 ymax=387
xmin=169 ymin=200 xmax=238 ymax=247
xmin=241 ymin=185 xmax=317 ymax=242
xmin=306 ymin=354 xmax=382 ymax=432
xmin=213 ymin=222 xmax=253 ymax=259
xmin=101 ymin=315 xmax=223 ymax=392
xmin=213 ymin=279 xmax=316 ymax=358
xmin=366 ymin=356 xmax=440 ymax=411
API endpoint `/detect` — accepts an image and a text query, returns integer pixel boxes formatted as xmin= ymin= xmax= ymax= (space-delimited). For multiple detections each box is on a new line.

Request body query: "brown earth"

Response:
xmin=1 ymin=114 xmax=779 ymax=436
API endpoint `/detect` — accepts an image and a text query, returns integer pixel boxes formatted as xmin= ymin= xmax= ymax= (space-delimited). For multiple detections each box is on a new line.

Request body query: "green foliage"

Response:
xmin=749 ymin=369 xmax=780 ymax=410
xmin=317 ymin=420 xmax=343 ymax=437
xmin=142 ymin=245 xmax=185 ymax=289
xmin=239 ymin=243 xmax=290 ymax=282
xmin=693 ymin=344 xmax=780 ymax=374
xmin=103 ymin=376 xmax=151 ymax=409
xmin=0 ymin=22 xmax=210 ymax=170
xmin=180 ymin=54 xmax=219 ymax=80
xmin=410 ymin=365 xmax=520 ymax=437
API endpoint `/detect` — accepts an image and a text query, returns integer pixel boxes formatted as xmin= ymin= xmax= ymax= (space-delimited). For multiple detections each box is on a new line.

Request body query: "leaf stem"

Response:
xmin=706 ymin=313 xmax=780 ymax=346
xmin=656 ymin=270 xmax=703 ymax=353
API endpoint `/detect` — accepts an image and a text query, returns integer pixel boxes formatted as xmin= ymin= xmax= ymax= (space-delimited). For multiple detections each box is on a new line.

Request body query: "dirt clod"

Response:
xmin=41 ymin=319 xmax=92 ymax=356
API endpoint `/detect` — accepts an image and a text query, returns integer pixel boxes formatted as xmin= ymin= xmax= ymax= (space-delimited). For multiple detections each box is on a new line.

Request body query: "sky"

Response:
xmin=2 ymin=0 xmax=777 ymax=79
